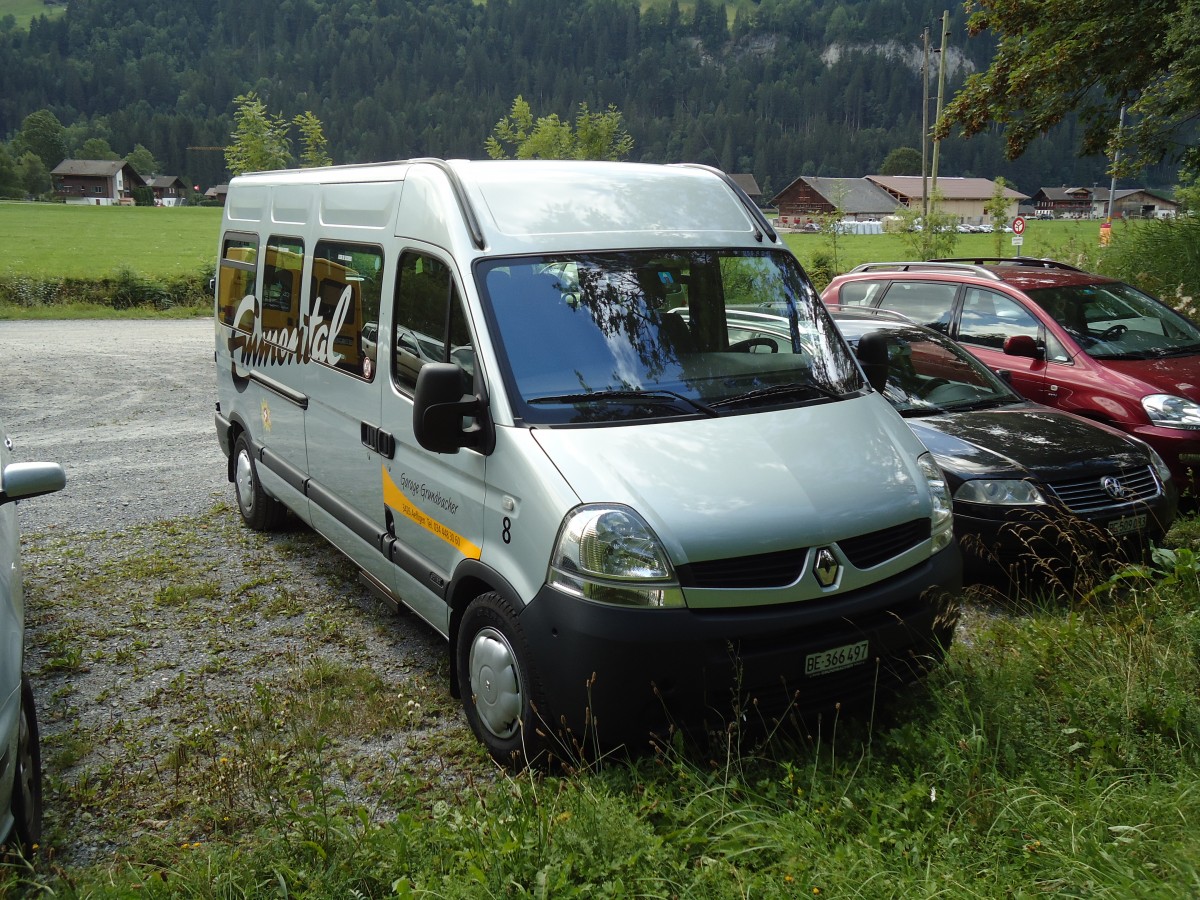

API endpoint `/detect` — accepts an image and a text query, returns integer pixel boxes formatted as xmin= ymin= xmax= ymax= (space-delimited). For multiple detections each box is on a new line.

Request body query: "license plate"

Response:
xmin=805 ymin=640 xmax=870 ymax=676
xmin=1107 ymin=513 xmax=1147 ymax=536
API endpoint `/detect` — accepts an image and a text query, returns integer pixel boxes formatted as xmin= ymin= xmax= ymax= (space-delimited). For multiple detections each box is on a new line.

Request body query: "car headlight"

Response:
xmin=1145 ymin=445 xmax=1173 ymax=484
xmin=917 ymin=453 xmax=955 ymax=553
xmin=548 ymin=505 xmax=684 ymax=608
xmin=1143 ymin=394 xmax=1200 ymax=430
xmin=954 ymin=479 xmax=1046 ymax=506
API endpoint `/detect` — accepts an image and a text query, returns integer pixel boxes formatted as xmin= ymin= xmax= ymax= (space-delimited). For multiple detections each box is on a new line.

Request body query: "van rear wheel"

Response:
xmin=233 ymin=433 xmax=285 ymax=531
xmin=457 ymin=593 xmax=548 ymax=769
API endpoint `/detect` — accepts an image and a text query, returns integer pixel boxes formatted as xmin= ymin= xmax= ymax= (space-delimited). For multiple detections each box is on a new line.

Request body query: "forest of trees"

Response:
xmin=0 ymin=0 xmax=1179 ymax=198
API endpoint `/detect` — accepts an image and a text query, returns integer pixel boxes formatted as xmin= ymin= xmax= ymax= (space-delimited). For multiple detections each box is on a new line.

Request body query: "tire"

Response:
xmin=233 ymin=432 xmax=285 ymax=531
xmin=10 ymin=676 xmax=42 ymax=854
xmin=456 ymin=593 xmax=548 ymax=769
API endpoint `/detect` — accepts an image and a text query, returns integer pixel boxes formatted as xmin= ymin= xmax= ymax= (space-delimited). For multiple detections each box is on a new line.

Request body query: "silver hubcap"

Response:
xmin=235 ymin=449 xmax=255 ymax=513
xmin=468 ymin=626 xmax=522 ymax=739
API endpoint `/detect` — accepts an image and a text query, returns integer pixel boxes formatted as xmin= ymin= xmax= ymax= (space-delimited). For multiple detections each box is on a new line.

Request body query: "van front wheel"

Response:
xmin=233 ymin=433 xmax=285 ymax=531
xmin=457 ymin=593 xmax=548 ymax=769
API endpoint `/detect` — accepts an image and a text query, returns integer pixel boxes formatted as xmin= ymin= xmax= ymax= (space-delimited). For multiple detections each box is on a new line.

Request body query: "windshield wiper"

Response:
xmin=528 ymin=389 xmax=718 ymax=417
xmin=710 ymin=380 xmax=842 ymax=409
xmin=939 ymin=397 xmax=1010 ymax=412
xmin=1146 ymin=342 xmax=1200 ymax=358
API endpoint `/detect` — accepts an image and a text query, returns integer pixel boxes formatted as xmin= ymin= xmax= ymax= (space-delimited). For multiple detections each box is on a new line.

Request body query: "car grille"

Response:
xmin=838 ymin=518 xmax=931 ymax=569
xmin=678 ymin=548 xmax=806 ymax=589
xmin=1045 ymin=466 xmax=1161 ymax=515
xmin=676 ymin=518 xmax=930 ymax=589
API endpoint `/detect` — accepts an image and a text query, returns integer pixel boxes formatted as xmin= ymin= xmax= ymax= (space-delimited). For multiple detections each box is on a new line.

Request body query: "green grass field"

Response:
xmin=0 ymin=200 xmax=1117 ymax=283
xmin=0 ymin=0 xmax=65 ymax=27
xmin=0 ymin=201 xmax=221 ymax=279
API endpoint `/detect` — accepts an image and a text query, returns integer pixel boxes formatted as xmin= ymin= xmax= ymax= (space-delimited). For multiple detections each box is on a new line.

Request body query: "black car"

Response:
xmin=724 ymin=308 xmax=1179 ymax=589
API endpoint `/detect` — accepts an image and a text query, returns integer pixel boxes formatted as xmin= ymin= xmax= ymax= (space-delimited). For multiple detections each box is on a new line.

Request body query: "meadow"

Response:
xmin=0 ymin=0 xmax=65 ymax=28
xmin=0 ymin=201 xmax=220 ymax=279
xmin=0 ymin=199 xmax=1105 ymax=283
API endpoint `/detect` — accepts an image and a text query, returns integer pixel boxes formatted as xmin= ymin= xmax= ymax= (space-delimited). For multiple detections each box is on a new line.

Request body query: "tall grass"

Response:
xmin=12 ymin=515 xmax=1200 ymax=897
xmin=1098 ymin=219 xmax=1200 ymax=303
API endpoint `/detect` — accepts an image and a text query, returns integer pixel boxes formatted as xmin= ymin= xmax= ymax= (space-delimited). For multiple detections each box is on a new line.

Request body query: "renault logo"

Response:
xmin=1101 ymin=476 xmax=1128 ymax=500
xmin=813 ymin=547 xmax=841 ymax=588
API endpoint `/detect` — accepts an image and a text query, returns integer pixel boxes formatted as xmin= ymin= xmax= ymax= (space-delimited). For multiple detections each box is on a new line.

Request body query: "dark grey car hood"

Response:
xmin=906 ymin=402 xmax=1150 ymax=484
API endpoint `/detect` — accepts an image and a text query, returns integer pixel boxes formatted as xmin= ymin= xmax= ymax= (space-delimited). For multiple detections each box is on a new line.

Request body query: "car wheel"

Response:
xmin=456 ymin=593 xmax=548 ymax=769
xmin=233 ymin=433 xmax=285 ymax=531
xmin=10 ymin=676 xmax=42 ymax=854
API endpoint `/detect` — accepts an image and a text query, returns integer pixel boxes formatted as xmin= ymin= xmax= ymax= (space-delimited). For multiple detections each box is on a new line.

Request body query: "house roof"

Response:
xmin=730 ymin=173 xmax=762 ymax=198
xmin=51 ymin=159 xmax=148 ymax=188
xmin=1033 ymin=187 xmax=1095 ymax=201
xmin=867 ymin=175 xmax=1028 ymax=202
xmin=1092 ymin=187 xmax=1177 ymax=206
xmin=769 ymin=176 xmax=903 ymax=215
xmin=52 ymin=159 xmax=130 ymax=177
xmin=147 ymin=175 xmax=185 ymax=188
xmin=806 ymin=176 xmax=902 ymax=214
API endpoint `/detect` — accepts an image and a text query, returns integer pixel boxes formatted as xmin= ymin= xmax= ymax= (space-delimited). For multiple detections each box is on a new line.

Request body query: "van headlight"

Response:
xmin=1143 ymin=394 xmax=1200 ymax=430
xmin=548 ymin=505 xmax=684 ymax=608
xmin=917 ymin=453 xmax=955 ymax=553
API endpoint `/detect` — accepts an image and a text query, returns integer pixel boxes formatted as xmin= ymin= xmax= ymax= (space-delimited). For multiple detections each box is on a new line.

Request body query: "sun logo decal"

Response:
xmin=261 ymin=398 xmax=272 ymax=432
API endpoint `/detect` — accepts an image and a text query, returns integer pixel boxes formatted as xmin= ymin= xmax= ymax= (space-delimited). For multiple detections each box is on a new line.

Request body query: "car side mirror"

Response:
xmin=1003 ymin=334 xmax=1044 ymax=360
xmin=0 ymin=461 xmax=66 ymax=506
xmin=412 ymin=363 xmax=494 ymax=455
xmin=855 ymin=331 xmax=890 ymax=394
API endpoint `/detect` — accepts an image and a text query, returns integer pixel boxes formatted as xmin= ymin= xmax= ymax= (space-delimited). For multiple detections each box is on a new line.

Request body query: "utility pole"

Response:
xmin=929 ymin=11 xmax=951 ymax=208
xmin=1106 ymin=105 xmax=1126 ymax=222
xmin=921 ymin=25 xmax=930 ymax=221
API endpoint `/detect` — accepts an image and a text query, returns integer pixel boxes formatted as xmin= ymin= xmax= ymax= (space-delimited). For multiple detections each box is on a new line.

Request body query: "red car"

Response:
xmin=821 ymin=258 xmax=1200 ymax=500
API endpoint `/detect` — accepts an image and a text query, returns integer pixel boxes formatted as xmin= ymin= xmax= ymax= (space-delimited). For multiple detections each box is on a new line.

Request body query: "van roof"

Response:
xmin=226 ymin=158 xmax=776 ymax=254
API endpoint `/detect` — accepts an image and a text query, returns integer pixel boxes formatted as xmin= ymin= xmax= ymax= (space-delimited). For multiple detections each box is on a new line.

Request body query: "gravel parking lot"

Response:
xmin=1 ymin=319 xmax=227 ymax=532
xmin=0 ymin=319 xmax=476 ymax=871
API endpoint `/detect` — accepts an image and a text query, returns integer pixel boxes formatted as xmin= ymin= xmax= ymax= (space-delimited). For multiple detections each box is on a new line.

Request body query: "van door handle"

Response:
xmin=360 ymin=422 xmax=396 ymax=459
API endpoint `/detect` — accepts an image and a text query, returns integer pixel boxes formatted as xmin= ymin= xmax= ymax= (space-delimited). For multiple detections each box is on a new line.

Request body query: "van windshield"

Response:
xmin=480 ymin=250 xmax=864 ymax=424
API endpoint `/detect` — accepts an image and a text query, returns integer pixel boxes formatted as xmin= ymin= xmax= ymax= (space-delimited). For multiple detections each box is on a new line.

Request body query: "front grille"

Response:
xmin=838 ymin=518 xmax=931 ymax=569
xmin=677 ymin=518 xmax=931 ymax=589
xmin=1045 ymin=466 xmax=1160 ymax=515
xmin=677 ymin=548 xmax=807 ymax=589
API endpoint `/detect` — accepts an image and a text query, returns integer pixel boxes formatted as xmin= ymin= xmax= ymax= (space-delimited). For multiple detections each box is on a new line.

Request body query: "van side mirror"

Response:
xmin=1003 ymin=334 xmax=1043 ymax=360
xmin=0 ymin=461 xmax=66 ymax=506
xmin=412 ymin=363 xmax=494 ymax=455
xmin=855 ymin=331 xmax=890 ymax=394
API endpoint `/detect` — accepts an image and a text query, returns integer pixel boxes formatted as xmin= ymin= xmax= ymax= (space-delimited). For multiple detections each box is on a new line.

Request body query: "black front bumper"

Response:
xmin=517 ymin=546 xmax=962 ymax=751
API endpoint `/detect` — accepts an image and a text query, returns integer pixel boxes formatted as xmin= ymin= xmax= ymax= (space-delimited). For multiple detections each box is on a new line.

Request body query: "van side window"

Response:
xmin=878 ymin=281 xmax=957 ymax=332
xmin=957 ymin=288 xmax=1040 ymax=349
xmin=260 ymin=237 xmax=304 ymax=333
xmin=310 ymin=241 xmax=384 ymax=381
xmin=217 ymin=233 xmax=258 ymax=326
xmin=392 ymin=252 xmax=471 ymax=391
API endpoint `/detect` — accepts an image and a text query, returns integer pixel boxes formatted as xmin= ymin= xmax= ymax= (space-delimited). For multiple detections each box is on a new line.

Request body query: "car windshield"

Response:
xmin=1028 ymin=281 xmax=1200 ymax=360
xmin=480 ymin=250 xmax=863 ymax=424
xmin=851 ymin=323 xmax=1021 ymax=415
